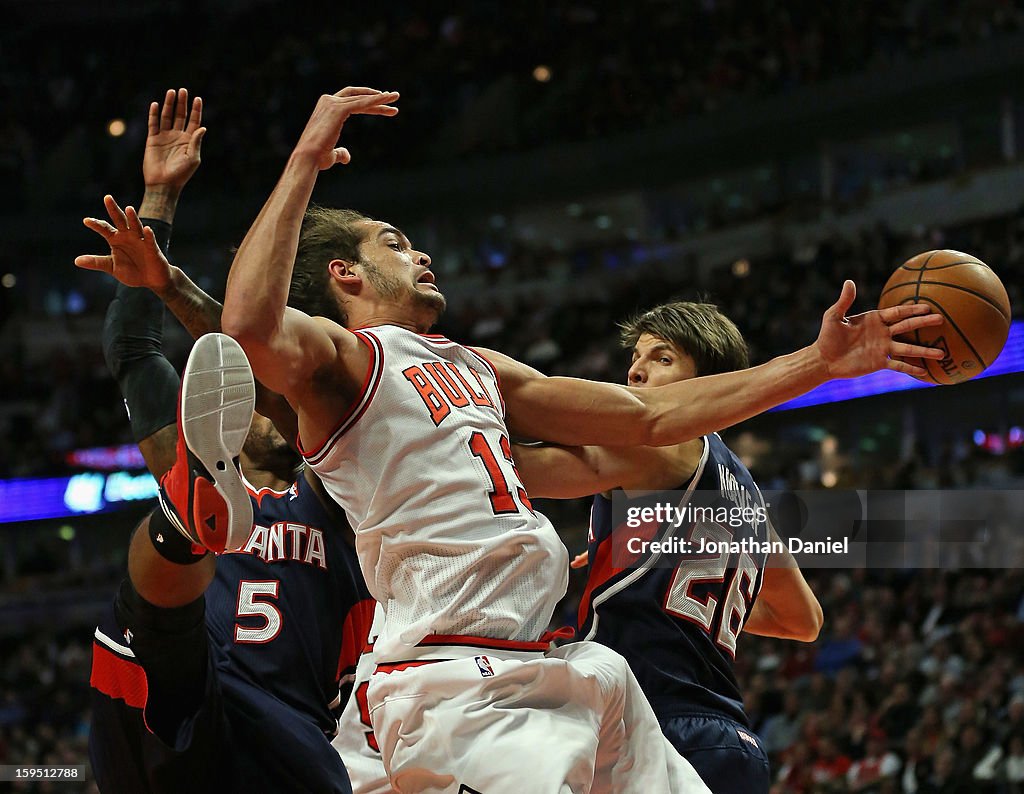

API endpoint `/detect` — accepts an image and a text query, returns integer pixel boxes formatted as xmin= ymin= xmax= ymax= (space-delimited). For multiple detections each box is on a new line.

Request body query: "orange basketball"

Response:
xmin=878 ymin=249 xmax=1011 ymax=385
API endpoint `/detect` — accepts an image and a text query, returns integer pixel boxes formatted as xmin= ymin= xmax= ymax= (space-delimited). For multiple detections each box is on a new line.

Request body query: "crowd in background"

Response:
xmin=748 ymin=566 xmax=1024 ymax=793
xmin=0 ymin=632 xmax=93 ymax=792
xmin=3 ymin=0 xmax=1024 ymax=210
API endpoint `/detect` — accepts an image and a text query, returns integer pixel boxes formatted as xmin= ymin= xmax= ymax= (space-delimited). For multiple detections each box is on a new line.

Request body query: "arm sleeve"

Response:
xmin=101 ymin=217 xmax=180 ymax=443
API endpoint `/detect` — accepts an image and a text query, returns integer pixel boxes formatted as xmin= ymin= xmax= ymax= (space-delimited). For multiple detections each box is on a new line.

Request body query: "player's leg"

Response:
xmin=113 ymin=333 xmax=255 ymax=744
xmin=157 ymin=332 xmax=256 ymax=555
xmin=128 ymin=508 xmax=215 ymax=606
xmin=368 ymin=655 xmax=601 ymax=793
xmin=661 ymin=714 xmax=772 ymax=794
xmin=129 ymin=331 xmax=256 ymax=608
xmin=367 ymin=644 xmax=712 ymax=794
xmin=91 ymin=510 xmax=227 ymax=790
xmin=550 ymin=642 xmax=713 ymax=794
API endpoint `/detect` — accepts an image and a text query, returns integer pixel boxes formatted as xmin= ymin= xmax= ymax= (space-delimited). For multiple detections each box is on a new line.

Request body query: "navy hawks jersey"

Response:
xmin=89 ymin=470 xmax=374 ymax=791
xmin=209 ymin=471 xmax=374 ymax=734
xmin=578 ymin=434 xmax=769 ymax=726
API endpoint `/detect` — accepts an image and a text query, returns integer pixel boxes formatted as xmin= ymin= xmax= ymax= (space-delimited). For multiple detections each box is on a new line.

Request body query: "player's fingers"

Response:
xmin=74 ymin=254 xmax=113 ymax=272
xmin=160 ymin=88 xmax=176 ymax=130
xmin=185 ymin=96 xmax=203 ymax=134
xmin=342 ymin=91 xmax=400 ymax=108
xmin=124 ymin=205 xmax=145 ymax=237
xmin=825 ymin=280 xmax=856 ymax=319
xmin=335 ymin=87 xmax=385 ymax=97
xmin=141 ymin=225 xmax=165 ymax=255
xmin=103 ymin=194 xmax=129 ymax=229
xmin=82 ymin=217 xmax=116 ymax=239
xmin=187 ymin=127 xmax=207 ymax=160
xmin=889 ymin=355 xmax=930 ymax=382
xmin=147 ymin=101 xmax=160 ymax=138
xmin=335 ymin=147 xmax=351 ymax=165
xmin=570 ymin=552 xmax=589 ymax=569
xmin=360 ymin=104 xmax=400 ymax=117
xmin=173 ymin=88 xmax=189 ymax=131
xmin=886 ymin=357 xmax=929 ymax=378
xmin=887 ymin=312 xmax=943 ymax=337
xmin=877 ymin=302 xmax=933 ymax=324
xmin=890 ymin=340 xmax=945 ymax=360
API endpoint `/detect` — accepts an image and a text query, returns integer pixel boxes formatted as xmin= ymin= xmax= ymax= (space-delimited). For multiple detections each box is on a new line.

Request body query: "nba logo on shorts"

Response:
xmin=474 ymin=655 xmax=494 ymax=678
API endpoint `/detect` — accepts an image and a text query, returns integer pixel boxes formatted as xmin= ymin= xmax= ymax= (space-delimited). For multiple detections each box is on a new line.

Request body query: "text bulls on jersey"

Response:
xmin=402 ymin=360 xmax=499 ymax=426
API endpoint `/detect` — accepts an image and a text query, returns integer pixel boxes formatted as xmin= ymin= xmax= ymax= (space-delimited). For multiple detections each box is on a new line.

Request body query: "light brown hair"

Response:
xmin=619 ymin=301 xmax=749 ymax=376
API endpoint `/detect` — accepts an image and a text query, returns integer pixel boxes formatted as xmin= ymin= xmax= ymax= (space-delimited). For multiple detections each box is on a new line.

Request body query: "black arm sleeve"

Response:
xmin=101 ymin=217 xmax=179 ymax=443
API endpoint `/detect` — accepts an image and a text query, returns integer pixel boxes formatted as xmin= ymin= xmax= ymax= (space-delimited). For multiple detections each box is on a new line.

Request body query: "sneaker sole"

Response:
xmin=180 ymin=333 xmax=256 ymax=552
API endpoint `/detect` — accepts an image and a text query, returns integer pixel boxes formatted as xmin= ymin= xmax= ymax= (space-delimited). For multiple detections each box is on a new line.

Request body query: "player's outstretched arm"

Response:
xmin=486 ymin=282 xmax=943 ymax=447
xmin=88 ymin=88 xmax=206 ymax=476
xmin=743 ymin=524 xmax=823 ymax=642
xmin=513 ymin=442 xmax=669 ymax=499
xmin=221 ymin=88 xmax=398 ymax=405
xmin=79 ymin=194 xmax=224 ymax=337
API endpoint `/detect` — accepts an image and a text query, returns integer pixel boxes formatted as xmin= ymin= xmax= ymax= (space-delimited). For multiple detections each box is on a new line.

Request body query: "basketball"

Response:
xmin=877 ymin=249 xmax=1011 ymax=385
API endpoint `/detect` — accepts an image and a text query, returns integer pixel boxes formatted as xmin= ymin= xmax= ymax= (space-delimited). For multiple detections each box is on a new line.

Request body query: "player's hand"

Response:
xmin=76 ymin=195 xmax=173 ymax=291
xmin=813 ymin=281 xmax=944 ymax=379
xmin=570 ymin=551 xmax=589 ymax=569
xmin=293 ymin=87 xmax=399 ymax=170
xmin=143 ymin=88 xmax=206 ymax=191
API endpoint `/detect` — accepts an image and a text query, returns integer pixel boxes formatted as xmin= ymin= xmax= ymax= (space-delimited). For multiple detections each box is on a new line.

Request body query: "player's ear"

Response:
xmin=329 ymin=259 xmax=362 ymax=293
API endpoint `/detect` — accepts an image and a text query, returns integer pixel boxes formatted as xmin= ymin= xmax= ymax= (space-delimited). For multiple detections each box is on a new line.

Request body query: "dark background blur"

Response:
xmin=2 ymin=1 xmax=1023 ymax=791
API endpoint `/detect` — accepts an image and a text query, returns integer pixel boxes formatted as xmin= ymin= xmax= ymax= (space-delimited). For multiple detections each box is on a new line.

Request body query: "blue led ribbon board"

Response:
xmin=772 ymin=320 xmax=1023 ymax=411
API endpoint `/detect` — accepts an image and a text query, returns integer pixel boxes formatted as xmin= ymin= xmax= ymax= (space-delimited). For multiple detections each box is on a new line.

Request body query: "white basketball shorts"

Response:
xmin=367 ymin=638 xmax=711 ymax=794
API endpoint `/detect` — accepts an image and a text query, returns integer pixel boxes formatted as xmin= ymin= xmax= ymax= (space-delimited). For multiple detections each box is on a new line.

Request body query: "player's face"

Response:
xmin=627 ymin=334 xmax=697 ymax=388
xmin=355 ymin=221 xmax=445 ymax=321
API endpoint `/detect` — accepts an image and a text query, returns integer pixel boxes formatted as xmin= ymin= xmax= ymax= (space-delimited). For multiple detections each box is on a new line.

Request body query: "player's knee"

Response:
xmin=557 ymin=641 xmax=634 ymax=696
xmin=115 ymin=576 xmax=205 ymax=647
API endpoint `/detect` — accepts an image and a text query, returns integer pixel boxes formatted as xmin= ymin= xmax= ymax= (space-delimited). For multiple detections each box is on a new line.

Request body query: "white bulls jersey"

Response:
xmin=301 ymin=325 xmax=568 ymax=663
xmin=333 ymin=603 xmax=392 ymax=794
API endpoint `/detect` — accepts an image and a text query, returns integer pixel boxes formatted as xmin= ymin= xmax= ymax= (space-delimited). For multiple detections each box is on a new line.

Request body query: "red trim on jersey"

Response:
xmin=299 ymin=331 xmax=384 ymax=464
xmin=577 ymin=516 xmax=662 ymax=629
xmin=578 ymin=534 xmax=616 ymax=630
xmin=336 ymin=599 xmax=377 ymax=683
xmin=91 ymin=643 xmax=148 ymax=710
xmin=416 ymin=633 xmax=553 ymax=652
xmin=244 ymin=482 xmax=294 ymax=507
xmin=375 ymin=659 xmax=443 ymax=675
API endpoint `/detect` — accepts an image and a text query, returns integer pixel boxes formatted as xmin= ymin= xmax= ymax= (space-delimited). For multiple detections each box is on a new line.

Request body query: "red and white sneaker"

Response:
xmin=158 ymin=333 xmax=255 ymax=554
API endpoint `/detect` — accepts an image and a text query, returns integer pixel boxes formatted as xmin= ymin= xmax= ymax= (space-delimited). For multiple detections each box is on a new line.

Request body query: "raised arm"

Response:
xmin=220 ymin=88 xmax=398 ymax=406
xmin=87 ymin=88 xmax=206 ymax=478
xmin=137 ymin=87 xmax=206 ymax=225
xmin=78 ymin=91 xmax=297 ymax=453
xmin=485 ymin=283 xmax=943 ymax=447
